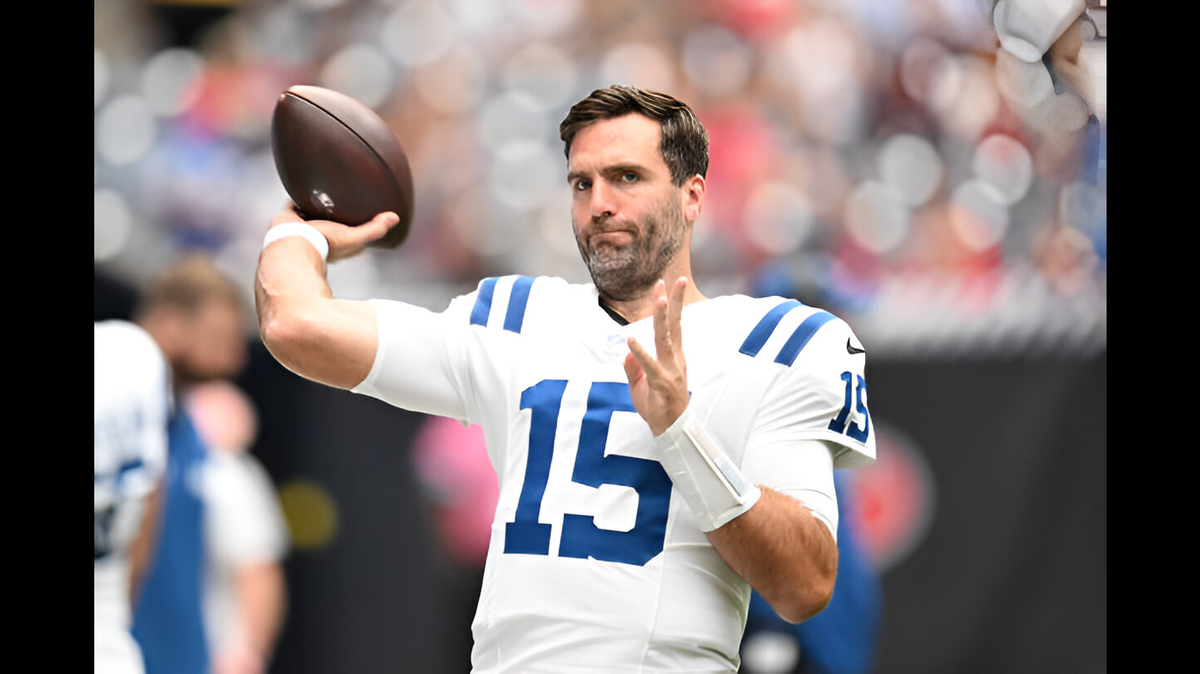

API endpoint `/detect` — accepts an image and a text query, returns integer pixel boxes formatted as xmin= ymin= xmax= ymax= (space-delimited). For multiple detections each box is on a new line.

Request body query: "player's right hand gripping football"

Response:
xmin=269 ymin=203 xmax=401 ymax=262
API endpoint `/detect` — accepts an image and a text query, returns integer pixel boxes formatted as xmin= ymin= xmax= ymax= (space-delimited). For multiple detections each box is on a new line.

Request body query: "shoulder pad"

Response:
xmin=737 ymin=298 xmax=843 ymax=367
xmin=466 ymin=275 xmax=571 ymax=334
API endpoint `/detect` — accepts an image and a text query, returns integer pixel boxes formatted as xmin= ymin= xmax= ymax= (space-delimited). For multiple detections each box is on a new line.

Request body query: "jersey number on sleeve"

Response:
xmin=504 ymin=380 xmax=672 ymax=567
xmin=828 ymin=371 xmax=870 ymax=442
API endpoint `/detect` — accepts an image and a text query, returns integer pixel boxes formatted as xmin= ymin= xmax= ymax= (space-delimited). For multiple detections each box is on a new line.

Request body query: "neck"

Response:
xmin=599 ymin=275 xmax=706 ymax=324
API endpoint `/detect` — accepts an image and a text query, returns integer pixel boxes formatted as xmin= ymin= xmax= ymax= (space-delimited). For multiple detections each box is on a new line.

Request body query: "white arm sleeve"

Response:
xmin=741 ymin=438 xmax=838 ymax=541
xmin=351 ymin=298 xmax=473 ymax=421
xmin=732 ymin=315 xmax=876 ymax=541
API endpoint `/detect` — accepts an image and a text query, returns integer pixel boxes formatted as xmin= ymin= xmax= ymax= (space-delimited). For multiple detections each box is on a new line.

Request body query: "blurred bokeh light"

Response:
xmin=94 ymin=0 xmax=1106 ymax=358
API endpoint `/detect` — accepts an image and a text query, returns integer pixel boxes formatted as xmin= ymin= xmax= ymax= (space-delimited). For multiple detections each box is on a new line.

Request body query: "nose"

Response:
xmin=588 ymin=179 xmax=616 ymax=221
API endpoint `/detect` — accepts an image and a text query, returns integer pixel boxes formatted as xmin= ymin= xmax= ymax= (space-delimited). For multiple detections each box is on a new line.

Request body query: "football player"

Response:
xmin=255 ymin=85 xmax=876 ymax=672
xmin=95 ymin=320 xmax=171 ymax=674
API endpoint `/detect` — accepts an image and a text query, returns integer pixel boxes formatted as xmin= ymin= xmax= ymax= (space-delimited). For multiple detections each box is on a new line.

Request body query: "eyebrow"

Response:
xmin=566 ymin=163 xmax=646 ymax=184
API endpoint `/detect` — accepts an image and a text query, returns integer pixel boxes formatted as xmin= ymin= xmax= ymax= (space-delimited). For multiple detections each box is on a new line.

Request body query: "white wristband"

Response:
xmin=655 ymin=406 xmax=761 ymax=532
xmin=262 ymin=222 xmax=329 ymax=262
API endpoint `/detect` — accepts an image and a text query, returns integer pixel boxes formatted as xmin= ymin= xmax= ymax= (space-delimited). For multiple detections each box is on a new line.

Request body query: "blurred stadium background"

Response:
xmin=95 ymin=1 xmax=1106 ymax=672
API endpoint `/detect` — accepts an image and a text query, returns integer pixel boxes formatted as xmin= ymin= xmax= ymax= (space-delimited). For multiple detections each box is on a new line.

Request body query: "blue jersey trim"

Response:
xmin=470 ymin=277 xmax=499 ymax=327
xmin=131 ymin=410 xmax=211 ymax=674
xmin=118 ymin=457 xmax=145 ymax=475
xmin=504 ymin=276 xmax=535 ymax=333
xmin=776 ymin=311 xmax=835 ymax=366
xmin=470 ymin=276 xmax=535 ymax=333
xmin=94 ymin=456 xmax=147 ymax=486
xmin=114 ymin=457 xmax=147 ymax=492
xmin=739 ymin=299 xmax=801 ymax=357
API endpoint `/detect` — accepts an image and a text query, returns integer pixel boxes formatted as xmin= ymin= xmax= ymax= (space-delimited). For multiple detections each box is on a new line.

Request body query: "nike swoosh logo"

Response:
xmin=846 ymin=338 xmax=866 ymax=355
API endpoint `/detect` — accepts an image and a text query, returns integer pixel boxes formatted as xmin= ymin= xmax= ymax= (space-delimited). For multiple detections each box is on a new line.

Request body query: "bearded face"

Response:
xmin=574 ymin=193 xmax=688 ymax=301
xmin=565 ymin=113 xmax=700 ymax=302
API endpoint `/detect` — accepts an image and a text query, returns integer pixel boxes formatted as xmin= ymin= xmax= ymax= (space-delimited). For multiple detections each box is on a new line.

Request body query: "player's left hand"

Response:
xmin=624 ymin=277 xmax=691 ymax=436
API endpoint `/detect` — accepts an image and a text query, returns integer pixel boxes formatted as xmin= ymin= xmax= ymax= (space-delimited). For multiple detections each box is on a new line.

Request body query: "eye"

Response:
xmin=621 ymin=171 xmax=638 ymax=183
xmin=574 ymin=178 xmax=592 ymax=191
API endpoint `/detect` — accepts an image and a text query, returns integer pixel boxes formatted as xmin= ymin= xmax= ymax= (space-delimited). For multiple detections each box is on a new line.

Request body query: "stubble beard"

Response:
xmin=575 ymin=199 xmax=688 ymax=302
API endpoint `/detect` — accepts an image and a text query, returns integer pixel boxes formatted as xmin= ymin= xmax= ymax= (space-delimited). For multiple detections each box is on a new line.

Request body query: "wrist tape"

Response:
xmin=655 ymin=406 xmax=761 ymax=532
xmin=262 ymin=222 xmax=329 ymax=262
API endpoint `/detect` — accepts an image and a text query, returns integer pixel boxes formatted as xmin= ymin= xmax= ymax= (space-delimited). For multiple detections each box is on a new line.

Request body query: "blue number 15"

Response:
xmin=828 ymin=371 xmax=870 ymax=442
xmin=504 ymin=380 xmax=672 ymax=567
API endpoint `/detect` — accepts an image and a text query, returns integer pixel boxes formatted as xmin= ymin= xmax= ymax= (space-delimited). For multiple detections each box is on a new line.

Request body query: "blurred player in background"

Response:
xmin=187 ymin=379 xmax=292 ymax=674
xmin=129 ymin=253 xmax=289 ymax=674
xmin=95 ymin=319 xmax=171 ymax=674
xmin=255 ymin=85 xmax=876 ymax=672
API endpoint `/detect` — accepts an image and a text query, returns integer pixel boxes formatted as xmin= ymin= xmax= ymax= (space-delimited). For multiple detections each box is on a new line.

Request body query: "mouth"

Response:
xmin=589 ymin=228 xmax=635 ymax=248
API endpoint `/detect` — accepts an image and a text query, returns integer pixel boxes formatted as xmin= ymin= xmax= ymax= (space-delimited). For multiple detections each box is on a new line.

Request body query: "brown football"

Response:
xmin=270 ymin=85 xmax=414 ymax=249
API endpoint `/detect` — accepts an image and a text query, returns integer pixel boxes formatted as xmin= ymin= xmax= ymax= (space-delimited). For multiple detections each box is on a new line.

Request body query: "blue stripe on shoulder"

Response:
xmin=470 ymin=277 xmax=499 ymax=327
xmin=739 ymin=299 xmax=801 ymax=357
xmin=504 ymin=276 xmax=536 ymax=333
xmin=775 ymin=311 xmax=835 ymax=366
xmin=469 ymin=276 xmax=536 ymax=333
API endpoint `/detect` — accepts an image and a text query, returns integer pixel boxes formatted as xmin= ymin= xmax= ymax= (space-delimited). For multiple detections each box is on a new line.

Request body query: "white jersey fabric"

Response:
xmin=201 ymin=448 xmax=291 ymax=659
xmin=95 ymin=321 xmax=171 ymax=674
xmin=352 ymin=275 xmax=876 ymax=673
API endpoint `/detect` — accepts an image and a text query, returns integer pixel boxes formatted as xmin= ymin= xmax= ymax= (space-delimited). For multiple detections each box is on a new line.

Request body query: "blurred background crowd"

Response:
xmin=95 ymin=0 xmax=1106 ymax=362
xmin=95 ymin=2 xmax=1107 ymax=673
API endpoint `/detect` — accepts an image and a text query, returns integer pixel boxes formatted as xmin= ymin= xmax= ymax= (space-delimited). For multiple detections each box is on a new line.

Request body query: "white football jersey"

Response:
xmin=353 ymin=276 xmax=876 ymax=673
xmin=95 ymin=321 xmax=171 ymax=674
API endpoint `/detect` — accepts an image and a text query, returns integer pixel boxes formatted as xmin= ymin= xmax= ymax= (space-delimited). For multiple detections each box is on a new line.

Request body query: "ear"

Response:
xmin=681 ymin=174 xmax=706 ymax=223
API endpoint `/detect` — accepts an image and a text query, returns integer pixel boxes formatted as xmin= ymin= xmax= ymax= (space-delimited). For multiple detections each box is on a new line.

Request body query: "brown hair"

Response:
xmin=134 ymin=252 xmax=245 ymax=319
xmin=559 ymin=85 xmax=709 ymax=186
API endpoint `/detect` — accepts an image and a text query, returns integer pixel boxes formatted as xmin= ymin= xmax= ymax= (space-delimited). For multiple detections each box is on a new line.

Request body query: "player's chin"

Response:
xmin=586 ymin=242 xmax=637 ymax=262
xmin=585 ymin=253 xmax=633 ymax=282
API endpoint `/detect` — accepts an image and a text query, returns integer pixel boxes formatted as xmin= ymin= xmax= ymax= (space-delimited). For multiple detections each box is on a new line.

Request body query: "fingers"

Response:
xmin=671 ymin=276 xmax=687 ymax=314
xmin=635 ymin=275 xmax=689 ymax=378
xmin=625 ymin=336 xmax=659 ymax=381
xmin=625 ymin=278 xmax=692 ymax=435
xmin=623 ymin=348 xmax=644 ymax=386
xmin=359 ymin=211 xmax=400 ymax=240
xmin=651 ymin=277 xmax=688 ymax=361
xmin=669 ymin=276 xmax=686 ymax=343
xmin=329 ymin=211 xmax=397 ymax=246
xmin=310 ymin=211 xmax=401 ymax=262
xmin=651 ymin=280 xmax=668 ymax=352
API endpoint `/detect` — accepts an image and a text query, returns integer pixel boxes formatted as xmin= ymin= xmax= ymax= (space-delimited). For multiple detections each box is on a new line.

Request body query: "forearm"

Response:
xmin=652 ymin=406 xmax=839 ymax=623
xmin=706 ymin=486 xmax=838 ymax=623
xmin=235 ymin=562 xmax=288 ymax=658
